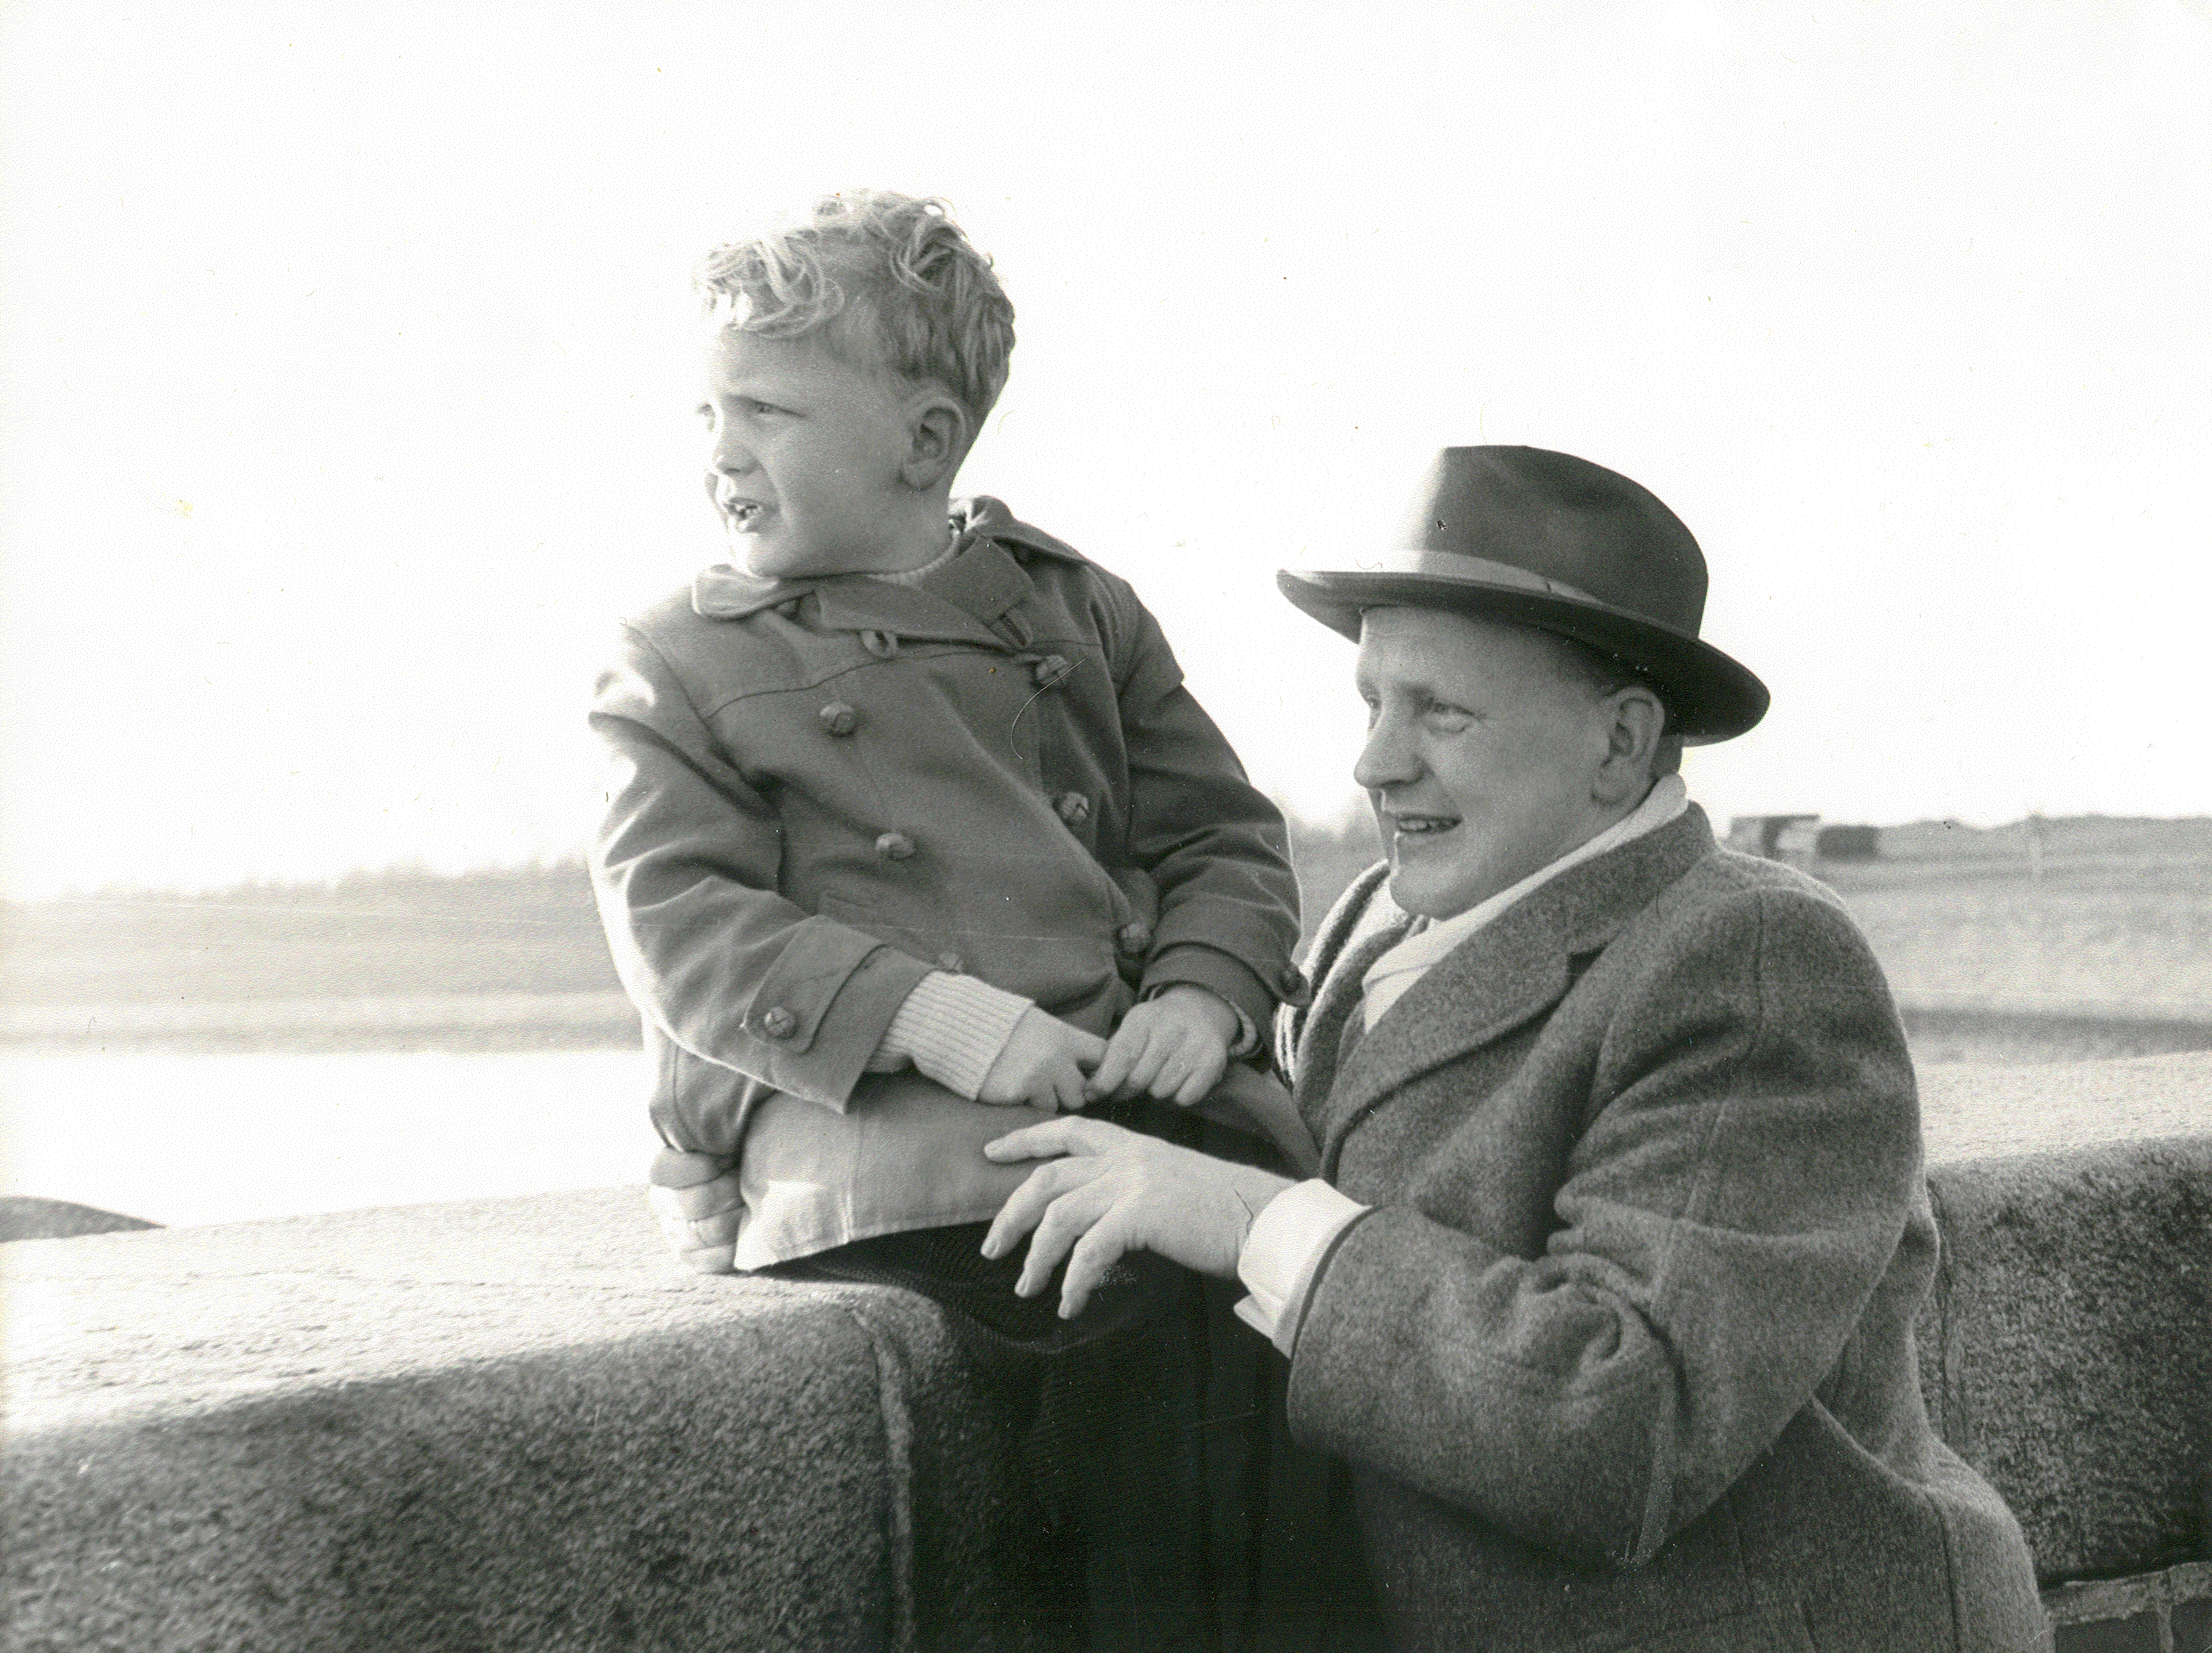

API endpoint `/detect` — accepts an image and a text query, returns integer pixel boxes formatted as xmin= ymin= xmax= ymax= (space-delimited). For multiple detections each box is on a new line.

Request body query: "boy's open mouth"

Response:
xmin=724 ymin=501 xmax=765 ymax=528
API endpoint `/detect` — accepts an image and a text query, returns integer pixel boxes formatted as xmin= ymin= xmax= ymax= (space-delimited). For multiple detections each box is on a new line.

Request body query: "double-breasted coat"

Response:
xmin=589 ymin=498 xmax=1301 ymax=1263
xmin=1277 ymin=806 xmax=2045 ymax=1651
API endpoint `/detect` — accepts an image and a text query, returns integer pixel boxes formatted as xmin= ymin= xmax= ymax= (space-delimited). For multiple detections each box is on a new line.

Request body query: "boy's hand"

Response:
xmin=1088 ymin=985 xmax=1238 ymax=1108
xmin=977 ymin=1007 xmax=1107 ymax=1114
xmin=647 ymin=1146 xmax=742 ymax=1275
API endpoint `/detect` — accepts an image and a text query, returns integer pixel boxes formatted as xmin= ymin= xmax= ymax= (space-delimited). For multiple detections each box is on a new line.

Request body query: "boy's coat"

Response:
xmin=590 ymin=499 xmax=1299 ymax=1265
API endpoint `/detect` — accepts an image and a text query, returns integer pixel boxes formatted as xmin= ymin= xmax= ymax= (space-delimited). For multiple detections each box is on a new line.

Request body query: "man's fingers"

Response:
xmin=1016 ymin=1179 xmax=1118 ymax=1299
xmin=981 ymin=1153 xmax=1090 ymax=1259
xmin=1058 ymin=1213 xmax=1135 ymax=1320
xmin=983 ymin=1113 xmax=1119 ymax=1162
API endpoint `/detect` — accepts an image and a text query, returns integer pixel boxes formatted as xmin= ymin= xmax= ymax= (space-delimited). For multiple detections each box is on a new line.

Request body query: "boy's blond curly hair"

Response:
xmin=696 ymin=192 xmax=1016 ymax=440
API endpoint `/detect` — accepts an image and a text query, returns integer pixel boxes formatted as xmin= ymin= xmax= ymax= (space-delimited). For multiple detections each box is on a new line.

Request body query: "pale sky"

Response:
xmin=3 ymin=2 xmax=2207 ymax=898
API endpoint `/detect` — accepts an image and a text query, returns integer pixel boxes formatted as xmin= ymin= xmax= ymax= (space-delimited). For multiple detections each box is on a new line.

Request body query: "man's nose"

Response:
xmin=1353 ymin=710 xmax=1419 ymax=791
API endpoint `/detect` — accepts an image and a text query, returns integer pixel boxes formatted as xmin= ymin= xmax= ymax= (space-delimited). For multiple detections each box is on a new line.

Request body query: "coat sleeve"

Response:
xmin=1101 ymin=579 xmax=1302 ymax=1035
xmin=1283 ymin=885 xmax=1921 ymax=1569
xmin=588 ymin=623 xmax=934 ymax=1112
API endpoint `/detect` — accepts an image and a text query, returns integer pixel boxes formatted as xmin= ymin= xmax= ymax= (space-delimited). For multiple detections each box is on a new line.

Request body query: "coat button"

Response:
xmin=1116 ymin=920 xmax=1151 ymax=957
xmin=1032 ymin=653 xmax=1074 ymax=688
xmin=759 ymin=1006 xmax=798 ymax=1039
xmin=818 ymin=701 xmax=859 ymax=737
xmin=936 ymin=951 xmax=964 ymax=973
xmin=1277 ymin=964 xmax=1313 ymax=1007
xmin=875 ymin=832 xmax=916 ymax=861
xmin=1054 ymin=790 xmax=1091 ymax=826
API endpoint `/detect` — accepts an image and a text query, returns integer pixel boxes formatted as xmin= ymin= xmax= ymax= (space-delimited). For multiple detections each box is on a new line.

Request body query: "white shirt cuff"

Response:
xmin=1234 ymin=1178 xmax=1369 ymax=1355
xmin=869 ymin=971 xmax=1034 ymax=1099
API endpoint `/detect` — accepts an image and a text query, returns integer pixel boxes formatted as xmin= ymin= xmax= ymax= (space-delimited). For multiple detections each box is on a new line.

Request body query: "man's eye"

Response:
xmin=746 ymin=399 xmax=783 ymax=417
xmin=1423 ymin=701 xmax=1471 ymax=727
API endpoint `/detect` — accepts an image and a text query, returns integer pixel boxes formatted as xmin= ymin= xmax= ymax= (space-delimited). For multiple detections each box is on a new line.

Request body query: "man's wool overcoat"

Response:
xmin=1279 ymin=806 xmax=2046 ymax=1652
xmin=589 ymin=499 xmax=1300 ymax=1263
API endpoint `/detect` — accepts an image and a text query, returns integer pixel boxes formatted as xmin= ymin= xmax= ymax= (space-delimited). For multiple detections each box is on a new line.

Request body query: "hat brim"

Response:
xmin=1276 ymin=568 xmax=1769 ymax=744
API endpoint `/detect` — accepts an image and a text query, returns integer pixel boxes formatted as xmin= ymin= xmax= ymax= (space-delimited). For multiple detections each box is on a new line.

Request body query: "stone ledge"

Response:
xmin=5 ymin=1061 xmax=2209 ymax=1648
xmin=2 ymin=1190 xmax=1044 ymax=1652
xmin=1918 ymin=1133 xmax=2212 ymax=1582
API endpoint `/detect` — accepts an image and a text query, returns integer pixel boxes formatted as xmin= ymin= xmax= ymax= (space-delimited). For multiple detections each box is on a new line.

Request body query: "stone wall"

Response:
xmin=5 ymin=1053 xmax=2209 ymax=1650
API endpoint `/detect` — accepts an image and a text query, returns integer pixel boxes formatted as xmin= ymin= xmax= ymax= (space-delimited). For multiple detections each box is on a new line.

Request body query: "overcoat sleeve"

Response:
xmin=587 ymin=623 xmax=933 ymax=1111
xmin=1100 ymin=576 xmax=1302 ymax=1034
xmin=1284 ymin=884 xmax=1921 ymax=1569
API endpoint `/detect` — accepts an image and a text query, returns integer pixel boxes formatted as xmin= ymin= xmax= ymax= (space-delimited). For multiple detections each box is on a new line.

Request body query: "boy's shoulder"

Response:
xmin=952 ymin=496 xmax=1095 ymax=571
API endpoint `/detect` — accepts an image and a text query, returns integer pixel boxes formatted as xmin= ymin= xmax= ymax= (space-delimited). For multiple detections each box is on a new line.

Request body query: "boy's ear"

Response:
xmin=900 ymin=391 xmax=970 ymax=491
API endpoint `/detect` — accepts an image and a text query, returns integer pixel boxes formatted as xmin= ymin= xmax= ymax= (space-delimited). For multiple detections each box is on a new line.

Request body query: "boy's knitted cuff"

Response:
xmin=874 ymin=971 xmax=1035 ymax=1099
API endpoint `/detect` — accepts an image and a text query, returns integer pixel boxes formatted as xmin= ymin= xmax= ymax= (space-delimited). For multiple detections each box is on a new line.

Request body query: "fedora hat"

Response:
xmin=1278 ymin=446 xmax=1768 ymax=742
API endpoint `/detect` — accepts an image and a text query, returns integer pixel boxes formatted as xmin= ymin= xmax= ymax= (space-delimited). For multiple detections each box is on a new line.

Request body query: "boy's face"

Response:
xmin=698 ymin=326 xmax=921 ymax=579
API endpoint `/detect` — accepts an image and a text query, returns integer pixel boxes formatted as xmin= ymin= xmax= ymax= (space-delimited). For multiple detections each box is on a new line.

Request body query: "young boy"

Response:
xmin=587 ymin=192 xmax=1302 ymax=1642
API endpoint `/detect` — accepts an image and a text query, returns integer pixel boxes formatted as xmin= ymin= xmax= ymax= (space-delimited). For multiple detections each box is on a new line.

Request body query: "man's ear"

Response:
xmin=899 ymin=392 xmax=970 ymax=491
xmin=1592 ymin=687 xmax=1667 ymax=806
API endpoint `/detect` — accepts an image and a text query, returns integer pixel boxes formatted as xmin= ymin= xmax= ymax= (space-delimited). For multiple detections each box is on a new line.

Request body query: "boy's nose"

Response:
xmin=708 ymin=431 xmax=756 ymax=478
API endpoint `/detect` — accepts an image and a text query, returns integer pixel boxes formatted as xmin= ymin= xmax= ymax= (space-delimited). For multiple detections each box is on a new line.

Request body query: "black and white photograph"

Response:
xmin=3 ymin=5 xmax=2207 ymax=1649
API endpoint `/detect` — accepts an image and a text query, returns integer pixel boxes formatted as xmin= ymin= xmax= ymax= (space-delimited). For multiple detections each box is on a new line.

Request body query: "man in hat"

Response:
xmin=982 ymin=448 xmax=2046 ymax=1651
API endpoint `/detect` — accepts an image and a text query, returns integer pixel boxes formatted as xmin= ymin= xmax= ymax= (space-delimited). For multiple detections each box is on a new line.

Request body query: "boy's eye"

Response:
xmin=1422 ymin=699 xmax=1472 ymax=729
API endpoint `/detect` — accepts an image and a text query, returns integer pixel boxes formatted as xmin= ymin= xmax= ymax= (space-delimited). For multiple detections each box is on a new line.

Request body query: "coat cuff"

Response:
xmin=743 ymin=939 xmax=935 ymax=1111
xmin=1141 ymin=943 xmax=1278 ymax=1042
xmin=873 ymin=971 xmax=1035 ymax=1099
xmin=1234 ymin=1179 xmax=1371 ymax=1354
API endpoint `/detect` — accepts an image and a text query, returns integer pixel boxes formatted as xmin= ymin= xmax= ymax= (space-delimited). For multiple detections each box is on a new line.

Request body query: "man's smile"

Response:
xmin=1379 ymin=805 xmax=1465 ymax=849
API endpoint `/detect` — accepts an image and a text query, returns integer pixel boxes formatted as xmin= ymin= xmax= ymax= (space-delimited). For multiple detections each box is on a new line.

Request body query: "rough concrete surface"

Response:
xmin=1918 ymin=1136 xmax=2212 ymax=1583
xmin=2 ymin=1190 xmax=1042 ymax=1652
xmin=6 ymin=1059 xmax=2210 ymax=1647
xmin=1918 ymin=1051 xmax=2211 ymax=1164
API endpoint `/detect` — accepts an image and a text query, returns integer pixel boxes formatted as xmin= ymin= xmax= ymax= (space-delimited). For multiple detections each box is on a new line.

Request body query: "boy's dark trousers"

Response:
xmin=776 ymin=1108 xmax=1274 ymax=1653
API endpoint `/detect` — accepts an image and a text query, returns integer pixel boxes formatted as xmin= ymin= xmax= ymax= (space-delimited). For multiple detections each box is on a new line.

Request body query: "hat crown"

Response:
xmin=1396 ymin=447 xmax=1707 ymax=636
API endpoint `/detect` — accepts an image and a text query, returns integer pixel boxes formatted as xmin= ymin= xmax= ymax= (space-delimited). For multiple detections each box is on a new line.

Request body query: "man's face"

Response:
xmin=1353 ymin=607 xmax=1615 ymax=920
xmin=697 ymin=325 xmax=915 ymax=580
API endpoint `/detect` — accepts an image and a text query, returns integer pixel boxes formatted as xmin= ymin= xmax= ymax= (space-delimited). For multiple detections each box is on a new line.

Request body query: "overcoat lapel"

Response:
xmin=1291 ymin=912 xmax=1413 ymax=1144
xmin=1314 ymin=808 xmax=1717 ymax=1172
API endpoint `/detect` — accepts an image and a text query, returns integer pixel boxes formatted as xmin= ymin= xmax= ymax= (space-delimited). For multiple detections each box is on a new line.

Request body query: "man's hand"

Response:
xmin=982 ymin=1115 xmax=1294 ymax=1319
xmin=1087 ymin=985 xmax=1238 ymax=1106
xmin=976 ymin=1007 xmax=1108 ymax=1114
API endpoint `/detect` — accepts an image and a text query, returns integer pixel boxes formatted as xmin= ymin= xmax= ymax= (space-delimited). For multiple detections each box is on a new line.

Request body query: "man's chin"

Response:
xmin=1385 ymin=859 xmax=1485 ymax=923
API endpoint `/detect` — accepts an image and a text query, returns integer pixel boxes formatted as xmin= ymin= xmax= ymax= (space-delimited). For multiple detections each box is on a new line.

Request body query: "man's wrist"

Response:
xmin=1234 ymin=1178 xmax=1370 ymax=1354
xmin=1231 ymin=1166 xmax=1296 ymax=1240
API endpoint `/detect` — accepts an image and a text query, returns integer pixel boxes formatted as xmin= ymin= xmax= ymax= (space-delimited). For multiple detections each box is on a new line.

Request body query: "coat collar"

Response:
xmin=688 ymin=497 xmax=1088 ymax=652
xmin=1314 ymin=804 xmax=1716 ymax=1171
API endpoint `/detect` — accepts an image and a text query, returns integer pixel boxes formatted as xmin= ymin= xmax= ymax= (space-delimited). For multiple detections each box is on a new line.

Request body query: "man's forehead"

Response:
xmin=1358 ymin=606 xmax=1547 ymax=666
